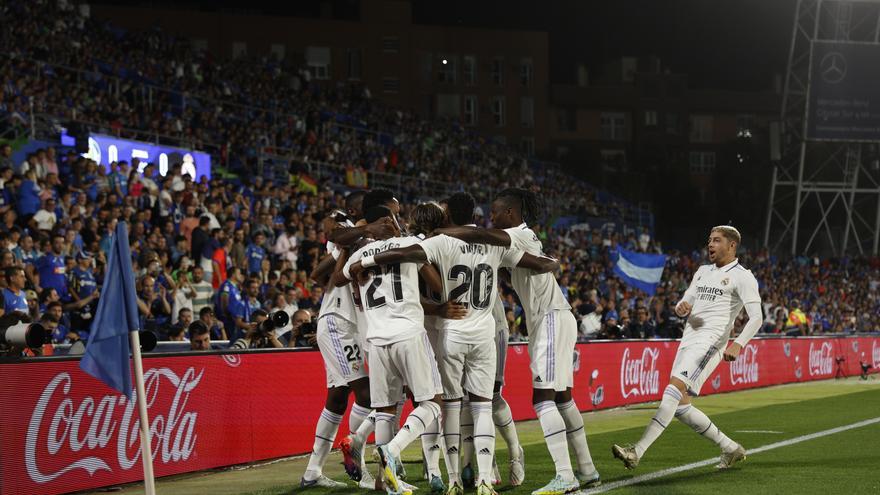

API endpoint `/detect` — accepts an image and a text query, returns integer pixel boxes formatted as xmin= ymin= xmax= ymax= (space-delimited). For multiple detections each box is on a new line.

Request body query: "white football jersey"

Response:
xmin=345 ymin=236 xmax=425 ymax=345
xmin=680 ymin=258 xmax=761 ymax=345
xmin=503 ymin=223 xmax=570 ymax=327
xmin=492 ymin=296 xmax=507 ymax=331
xmin=420 ymin=234 xmax=523 ymax=344
xmin=318 ymin=243 xmax=358 ymax=325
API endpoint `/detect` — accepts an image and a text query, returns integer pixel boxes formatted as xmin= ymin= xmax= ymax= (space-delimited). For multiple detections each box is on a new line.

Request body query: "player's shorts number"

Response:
xmin=344 ymin=344 xmax=361 ymax=362
xmin=365 ymin=263 xmax=404 ymax=309
xmin=448 ymin=263 xmax=493 ymax=310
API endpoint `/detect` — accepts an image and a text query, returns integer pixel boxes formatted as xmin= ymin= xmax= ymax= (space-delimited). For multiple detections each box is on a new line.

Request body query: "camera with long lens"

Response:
xmin=0 ymin=313 xmax=46 ymax=350
xmin=258 ymin=310 xmax=290 ymax=336
xmin=299 ymin=317 xmax=318 ymax=336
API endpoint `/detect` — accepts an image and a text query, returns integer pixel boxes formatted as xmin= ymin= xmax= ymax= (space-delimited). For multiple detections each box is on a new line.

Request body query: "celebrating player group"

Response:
xmin=298 ymin=186 xmax=762 ymax=495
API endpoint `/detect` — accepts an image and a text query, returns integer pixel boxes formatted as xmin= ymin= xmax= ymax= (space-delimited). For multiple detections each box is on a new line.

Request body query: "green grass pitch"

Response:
xmin=88 ymin=379 xmax=880 ymax=495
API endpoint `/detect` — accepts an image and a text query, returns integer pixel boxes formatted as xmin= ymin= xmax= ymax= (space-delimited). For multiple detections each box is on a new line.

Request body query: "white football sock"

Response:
xmin=387 ymin=401 xmax=441 ymax=460
xmin=392 ymin=400 xmax=405 ymax=436
xmin=442 ymin=400 xmax=462 ymax=485
xmin=557 ymin=399 xmax=596 ymax=476
xmin=675 ymin=404 xmax=738 ymax=453
xmin=375 ymin=412 xmax=396 ymax=447
xmin=634 ymin=384 xmax=682 ymax=458
xmin=534 ymin=400 xmax=574 ymax=481
xmin=421 ymin=417 xmax=443 ymax=478
xmin=304 ymin=408 xmax=342 ymax=480
xmin=470 ymin=401 xmax=495 ymax=486
xmin=349 ymin=403 xmax=372 ymax=436
xmin=460 ymin=398 xmax=474 ymax=470
xmin=492 ymin=392 xmax=521 ymax=460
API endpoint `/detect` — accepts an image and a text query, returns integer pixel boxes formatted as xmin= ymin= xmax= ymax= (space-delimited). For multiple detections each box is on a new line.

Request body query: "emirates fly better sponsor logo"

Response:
xmin=808 ymin=342 xmax=834 ymax=376
xmin=620 ymin=347 xmax=661 ymax=398
xmin=728 ymin=344 xmax=759 ymax=385
xmin=26 ymin=367 xmax=204 ymax=483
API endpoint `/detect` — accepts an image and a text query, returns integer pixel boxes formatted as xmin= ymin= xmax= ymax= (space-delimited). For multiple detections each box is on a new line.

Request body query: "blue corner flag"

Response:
xmin=613 ymin=246 xmax=667 ymax=296
xmin=80 ymin=222 xmax=139 ymax=398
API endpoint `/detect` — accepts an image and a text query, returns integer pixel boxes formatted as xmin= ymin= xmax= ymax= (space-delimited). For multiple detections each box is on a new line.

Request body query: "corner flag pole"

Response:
xmin=130 ymin=331 xmax=156 ymax=495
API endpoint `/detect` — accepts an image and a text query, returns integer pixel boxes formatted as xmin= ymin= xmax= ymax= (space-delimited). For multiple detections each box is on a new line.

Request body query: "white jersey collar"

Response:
xmin=712 ymin=258 xmax=739 ymax=272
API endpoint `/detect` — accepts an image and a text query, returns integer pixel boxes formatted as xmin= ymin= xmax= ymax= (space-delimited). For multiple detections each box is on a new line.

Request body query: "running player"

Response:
xmin=436 ymin=188 xmax=600 ymax=495
xmin=612 ymin=225 xmax=761 ymax=471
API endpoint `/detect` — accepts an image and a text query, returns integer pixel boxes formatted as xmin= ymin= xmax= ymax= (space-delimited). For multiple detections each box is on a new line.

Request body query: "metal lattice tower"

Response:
xmin=764 ymin=0 xmax=880 ymax=255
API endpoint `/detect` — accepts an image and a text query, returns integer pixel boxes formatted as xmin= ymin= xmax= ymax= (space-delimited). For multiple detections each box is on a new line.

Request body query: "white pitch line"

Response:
xmin=734 ymin=430 xmax=784 ymax=434
xmin=581 ymin=416 xmax=880 ymax=494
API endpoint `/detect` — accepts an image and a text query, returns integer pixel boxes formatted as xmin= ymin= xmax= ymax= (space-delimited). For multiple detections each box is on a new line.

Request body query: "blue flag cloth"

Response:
xmin=80 ymin=222 xmax=139 ymax=398
xmin=613 ymin=246 xmax=667 ymax=296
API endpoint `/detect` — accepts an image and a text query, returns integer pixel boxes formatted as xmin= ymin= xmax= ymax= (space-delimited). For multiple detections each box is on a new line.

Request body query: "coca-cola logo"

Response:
xmin=26 ymin=367 xmax=204 ymax=484
xmin=729 ymin=344 xmax=760 ymax=385
xmin=222 ymin=354 xmax=242 ymax=368
xmin=808 ymin=342 xmax=834 ymax=376
xmin=620 ymin=347 xmax=661 ymax=399
xmin=873 ymin=341 xmax=880 ymax=368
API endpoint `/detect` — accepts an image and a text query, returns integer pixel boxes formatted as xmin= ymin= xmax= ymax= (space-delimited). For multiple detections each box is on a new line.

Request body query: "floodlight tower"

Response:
xmin=765 ymin=0 xmax=880 ymax=255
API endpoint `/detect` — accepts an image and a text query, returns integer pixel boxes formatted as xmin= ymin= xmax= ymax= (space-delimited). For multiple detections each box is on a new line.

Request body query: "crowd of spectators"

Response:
xmin=0 ymin=2 xmax=876 ymax=358
xmin=0 ymin=0 xmax=635 ymax=223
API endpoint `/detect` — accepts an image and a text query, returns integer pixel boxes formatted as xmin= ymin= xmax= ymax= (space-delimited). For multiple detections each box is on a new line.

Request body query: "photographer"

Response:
xmin=284 ymin=309 xmax=317 ymax=348
xmin=230 ymin=309 xmax=284 ymax=349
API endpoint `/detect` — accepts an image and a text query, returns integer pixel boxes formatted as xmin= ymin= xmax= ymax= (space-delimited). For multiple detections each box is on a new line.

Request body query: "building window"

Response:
xmin=270 ymin=44 xmax=285 ymax=61
xmin=736 ymin=114 xmax=755 ymax=138
xmin=420 ymin=52 xmax=432 ymax=82
xmin=438 ymin=56 xmax=456 ymax=84
xmin=463 ymin=55 xmax=476 ymax=85
xmin=689 ymin=151 xmax=716 ymax=174
xmin=464 ymin=95 xmax=478 ymax=126
xmin=520 ymin=97 xmax=534 ymax=128
xmin=520 ymin=58 xmax=533 ymax=87
xmin=601 ymin=149 xmax=627 ymax=171
xmin=521 ymin=137 xmax=535 ymax=156
xmin=232 ymin=42 xmax=247 ymax=59
xmin=437 ymin=94 xmax=461 ymax=118
xmin=689 ymin=115 xmax=714 ymax=142
xmin=382 ymin=36 xmax=399 ymax=53
xmin=382 ymin=78 xmax=400 ymax=93
xmin=666 ymin=113 xmax=679 ymax=134
xmin=491 ymin=57 xmax=504 ymax=86
xmin=492 ymin=96 xmax=506 ymax=126
xmin=306 ymin=46 xmax=331 ymax=80
xmin=600 ymin=112 xmax=626 ymax=141
xmin=644 ymin=110 xmax=658 ymax=127
xmin=557 ymin=108 xmax=576 ymax=132
xmin=346 ymin=49 xmax=362 ymax=80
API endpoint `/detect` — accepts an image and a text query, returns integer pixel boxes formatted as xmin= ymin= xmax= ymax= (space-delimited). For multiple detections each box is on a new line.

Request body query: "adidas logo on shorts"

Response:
xmin=535 ymin=376 xmax=542 ymax=382
xmin=681 ymin=371 xmax=688 ymax=377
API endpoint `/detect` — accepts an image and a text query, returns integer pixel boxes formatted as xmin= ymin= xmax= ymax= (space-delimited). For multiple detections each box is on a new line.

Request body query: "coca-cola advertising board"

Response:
xmin=1 ymin=337 xmax=877 ymax=495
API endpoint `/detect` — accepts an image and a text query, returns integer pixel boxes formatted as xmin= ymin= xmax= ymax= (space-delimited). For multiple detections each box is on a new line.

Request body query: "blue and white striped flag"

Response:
xmin=613 ymin=246 xmax=667 ymax=295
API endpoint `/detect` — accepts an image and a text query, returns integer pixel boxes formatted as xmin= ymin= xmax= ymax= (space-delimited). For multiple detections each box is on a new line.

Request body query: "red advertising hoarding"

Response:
xmin=1 ymin=336 xmax=877 ymax=495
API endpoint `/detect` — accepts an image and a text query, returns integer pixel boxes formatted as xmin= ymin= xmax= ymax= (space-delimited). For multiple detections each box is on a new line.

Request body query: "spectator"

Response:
xmin=626 ymin=306 xmax=657 ymax=339
xmin=230 ymin=309 xmax=283 ymax=349
xmin=34 ymin=233 xmax=70 ymax=301
xmin=284 ymin=309 xmax=317 ymax=348
xmin=2 ymin=266 xmax=29 ymax=316
xmin=190 ymin=266 xmax=214 ymax=315
xmin=189 ymin=321 xmax=213 ymax=351
xmin=198 ymin=306 xmax=227 ymax=341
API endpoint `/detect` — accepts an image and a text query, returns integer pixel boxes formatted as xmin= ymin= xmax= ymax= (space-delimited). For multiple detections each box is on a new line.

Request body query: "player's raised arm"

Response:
xmin=515 ymin=252 xmax=560 ymax=274
xmin=310 ymin=253 xmax=337 ymax=286
xmin=327 ymin=217 xmax=397 ymax=247
xmin=330 ymin=248 xmax=355 ymax=287
xmin=434 ymin=226 xmax=512 ymax=247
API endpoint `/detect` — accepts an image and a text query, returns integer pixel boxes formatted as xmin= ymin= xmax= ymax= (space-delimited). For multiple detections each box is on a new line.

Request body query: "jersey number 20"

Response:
xmin=448 ymin=263 xmax=493 ymax=310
